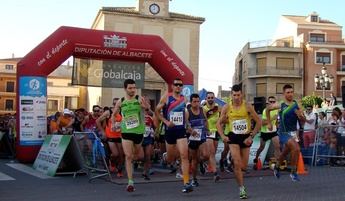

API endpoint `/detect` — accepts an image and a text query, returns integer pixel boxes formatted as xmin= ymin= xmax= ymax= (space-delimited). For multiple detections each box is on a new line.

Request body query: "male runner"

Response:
xmin=186 ymin=93 xmax=210 ymax=187
xmin=266 ymin=84 xmax=305 ymax=182
xmin=203 ymin=91 xmax=221 ymax=181
xmin=155 ymin=78 xmax=193 ymax=193
xmin=216 ymin=84 xmax=261 ymax=199
xmin=253 ymin=96 xmax=281 ymax=169
xmin=113 ymin=79 xmax=149 ymax=192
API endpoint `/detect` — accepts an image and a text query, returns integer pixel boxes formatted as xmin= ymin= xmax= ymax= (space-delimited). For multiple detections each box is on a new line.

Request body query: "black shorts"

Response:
xmin=227 ymin=132 xmax=251 ymax=148
xmin=121 ymin=133 xmax=143 ymax=145
xmin=165 ymin=129 xmax=187 ymax=145
xmin=142 ymin=136 xmax=154 ymax=147
xmin=207 ymin=131 xmax=220 ymax=141
xmin=107 ymin=138 xmax=122 ymax=143
xmin=260 ymin=132 xmax=278 ymax=142
xmin=188 ymin=140 xmax=206 ymax=150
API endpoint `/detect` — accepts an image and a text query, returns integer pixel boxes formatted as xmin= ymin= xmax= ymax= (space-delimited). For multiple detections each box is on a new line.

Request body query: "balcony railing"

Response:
xmin=247 ymin=67 xmax=302 ymax=77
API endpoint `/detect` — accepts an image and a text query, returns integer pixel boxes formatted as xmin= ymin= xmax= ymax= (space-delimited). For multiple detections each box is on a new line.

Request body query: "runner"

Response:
xmin=216 ymin=84 xmax=261 ymax=199
xmin=186 ymin=93 xmax=210 ymax=187
xmin=142 ymin=100 xmax=155 ymax=180
xmin=203 ymin=91 xmax=221 ymax=181
xmin=266 ymin=84 xmax=306 ymax=182
xmin=113 ymin=79 xmax=149 ymax=192
xmin=155 ymin=78 xmax=193 ymax=193
xmin=253 ymin=96 xmax=281 ymax=169
xmin=96 ymin=102 xmax=124 ymax=177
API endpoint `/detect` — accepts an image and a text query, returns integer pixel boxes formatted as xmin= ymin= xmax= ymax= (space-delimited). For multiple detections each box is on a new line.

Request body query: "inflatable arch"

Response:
xmin=16 ymin=26 xmax=193 ymax=162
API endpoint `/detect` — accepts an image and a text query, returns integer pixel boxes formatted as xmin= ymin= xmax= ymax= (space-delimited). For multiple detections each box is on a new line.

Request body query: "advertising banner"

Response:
xmin=19 ymin=76 xmax=47 ymax=146
xmin=33 ymin=135 xmax=72 ymax=176
xmin=72 ymin=59 xmax=145 ymax=88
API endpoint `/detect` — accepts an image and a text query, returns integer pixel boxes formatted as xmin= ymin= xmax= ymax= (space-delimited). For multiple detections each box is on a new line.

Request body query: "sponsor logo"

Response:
xmin=21 ymin=100 xmax=33 ymax=105
xmin=104 ymin=34 xmax=127 ymax=48
xmin=29 ymin=79 xmax=40 ymax=90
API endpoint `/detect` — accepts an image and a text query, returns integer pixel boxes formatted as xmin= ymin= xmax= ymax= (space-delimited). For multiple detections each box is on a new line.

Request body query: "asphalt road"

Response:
xmin=0 ymin=159 xmax=344 ymax=201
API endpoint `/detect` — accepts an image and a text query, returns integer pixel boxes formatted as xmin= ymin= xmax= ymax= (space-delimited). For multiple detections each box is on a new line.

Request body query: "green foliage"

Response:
xmin=301 ymin=94 xmax=323 ymax=108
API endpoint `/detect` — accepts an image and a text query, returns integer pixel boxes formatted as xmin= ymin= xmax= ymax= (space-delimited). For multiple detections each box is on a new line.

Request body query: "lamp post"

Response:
xmin=314 ymin=63 xmax=334 ymax=99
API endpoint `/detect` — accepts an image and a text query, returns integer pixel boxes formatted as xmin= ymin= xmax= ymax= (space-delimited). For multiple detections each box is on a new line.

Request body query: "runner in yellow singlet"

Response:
xmin=216 ymin=84 xmax=261 ymax=199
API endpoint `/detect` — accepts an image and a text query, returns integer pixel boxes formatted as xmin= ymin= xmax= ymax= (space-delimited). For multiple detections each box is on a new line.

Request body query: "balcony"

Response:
xmin=247 ymin=67 xmax=302 ymax=78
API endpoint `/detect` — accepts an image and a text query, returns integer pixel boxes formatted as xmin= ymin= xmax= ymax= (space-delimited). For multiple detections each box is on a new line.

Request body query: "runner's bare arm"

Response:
xmin=139 ymin=95 xmax=150 ymax=110
xmin=247 ymin=103 xmax=261 ymax=137
xmin=113 ymin=99 xmax=122 ymax=115
xmin=266 ymin=102 xmax=280 ymax=130
xmin=96 ymin=110 xmax=109 ymax=137
xmin=216 ymin=104 xmax=229 ymax=143
xmin=155 ymin=93 xmax=172 ymax=127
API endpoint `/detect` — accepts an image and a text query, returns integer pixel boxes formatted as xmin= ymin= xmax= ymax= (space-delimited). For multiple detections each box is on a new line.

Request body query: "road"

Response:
xmin=0 ymin=159 xmax=344 ymax=201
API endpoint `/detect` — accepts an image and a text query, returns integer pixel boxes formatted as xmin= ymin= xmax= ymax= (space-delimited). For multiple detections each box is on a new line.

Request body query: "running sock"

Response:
xmin=183 ymin=174 xmax=190 ymax=184
xmin=128 ymin=179 xmax=134 ymax=185
xmin=239 ymin=186 xmax=245 ymax=191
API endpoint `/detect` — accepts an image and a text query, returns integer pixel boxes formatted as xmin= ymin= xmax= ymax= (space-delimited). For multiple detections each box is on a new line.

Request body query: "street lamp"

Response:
xmin=314 ymin=63 xmax=334 ymax=99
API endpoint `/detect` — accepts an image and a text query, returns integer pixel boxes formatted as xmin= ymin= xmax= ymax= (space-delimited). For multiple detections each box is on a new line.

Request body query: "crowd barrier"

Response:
xmin=301 ymin=125 xmax=345 ymax=166
xmin=73 ymin=132 xmax=112 ymax=182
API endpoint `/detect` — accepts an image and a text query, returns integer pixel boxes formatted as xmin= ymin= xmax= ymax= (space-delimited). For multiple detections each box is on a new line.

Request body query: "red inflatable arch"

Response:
xmin=16 ymin=26 xmax=193 ymax=162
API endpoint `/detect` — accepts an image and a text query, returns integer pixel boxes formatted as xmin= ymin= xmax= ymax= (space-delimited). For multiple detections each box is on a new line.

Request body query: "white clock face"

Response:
xmin=149 ymin=3 xmax=160 ymax=15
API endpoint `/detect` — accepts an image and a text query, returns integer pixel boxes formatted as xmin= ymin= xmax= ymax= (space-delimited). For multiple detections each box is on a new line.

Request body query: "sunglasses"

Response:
xmin=207 ymin=97 xmax=214 ymax=99
xmin=269 ymin=101 xmax=276 ymax=103
xmin=173 ymin=83 xmax=183 ymax=87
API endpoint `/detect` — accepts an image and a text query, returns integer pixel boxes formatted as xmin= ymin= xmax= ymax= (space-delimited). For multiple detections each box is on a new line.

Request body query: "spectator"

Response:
xmin=58 ymin=108 xmax=75 ymax=134
xmin=330 ymin=93 xmax=337 ymax=106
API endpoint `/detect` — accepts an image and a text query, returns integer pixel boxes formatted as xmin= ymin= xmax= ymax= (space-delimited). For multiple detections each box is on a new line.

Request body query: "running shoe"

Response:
xmin=126 ymin=184 xmax=135 ymax=192
xmin=290 ymin=172 xmax=300 ymax=182
xmin=109 ymin=160 xmax=116 ymax=173
xmin=213 ymin=173 xmax=220 ymax=182
xmin=175 ymin=172 xmax=183 ymax=179
xmin=239 ymin=187 xmax=248 ymax=199
xmin=191 ymin=179 xmax=199 ymax=187
xmin=272 ymin=164 xmax=280 ymax=179
xmin=182 ymin=183 xmax=193 ymax=193
xmin=142 ymin=174 xmax=150 ymax=181
xmin=116 ymin=171 xmax=123 ymax=178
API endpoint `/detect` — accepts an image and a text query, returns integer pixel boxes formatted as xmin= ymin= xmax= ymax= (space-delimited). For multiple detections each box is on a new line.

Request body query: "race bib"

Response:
xmin=111 ymin=121 xmax=121 ymax=132
xmin=169 ymin=112 xmax=183 ymax=126
xmin=144 ymin=126 xmax=154 ymax=137
xmin=125 ymin=115 xmax=139 ymax=129
xmin=208 ymin=131 xmax=216 ymax=138
xmin=232 ymin=119 xmax=248 ymax=134
xmin=189 ymin=128 xmax=202 ymax=141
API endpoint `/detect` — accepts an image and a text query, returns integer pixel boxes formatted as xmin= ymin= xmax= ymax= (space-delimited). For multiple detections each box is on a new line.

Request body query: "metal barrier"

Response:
xmin=73 ymin=132 xmax=112 ymax=182
xmin=310 ymin=125 xmax=345 ymax=166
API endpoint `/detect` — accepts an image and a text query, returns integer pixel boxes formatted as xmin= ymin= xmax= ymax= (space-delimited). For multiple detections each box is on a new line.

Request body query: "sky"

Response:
xmin=1 ymin=0 xmax=345 ymax=93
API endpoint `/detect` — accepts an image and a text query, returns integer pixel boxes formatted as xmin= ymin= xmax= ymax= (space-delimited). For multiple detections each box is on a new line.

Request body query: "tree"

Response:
xmin=301 ymin=94 xmax=323 ymax=108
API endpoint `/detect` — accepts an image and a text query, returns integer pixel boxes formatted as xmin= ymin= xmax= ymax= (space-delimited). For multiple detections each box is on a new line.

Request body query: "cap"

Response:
xmin=63 ymin=108 xmax=72 ymax=115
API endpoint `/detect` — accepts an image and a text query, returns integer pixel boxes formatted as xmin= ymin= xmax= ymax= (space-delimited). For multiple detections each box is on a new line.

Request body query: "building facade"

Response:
xmin=234 ymin=41 xmax=303 ymax=103
xmin=234 ymin=12 xmax=345 ymax=103
xmin=86 ymin=0 xmax=204 ymax=109
xmin=0 ymin=58 xmax=81 ymax=115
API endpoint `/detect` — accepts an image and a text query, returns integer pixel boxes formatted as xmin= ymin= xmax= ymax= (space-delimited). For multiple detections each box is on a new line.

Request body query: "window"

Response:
xmin=257 ymin=58 xmax=267 ymax=74
xmin=311 ymin=15 xmax=318 ymax=22
xmin=65 ymin=97 xmax=78 ymax=110
xmin=276 ymin=58 xmax=294 ymax=70
xmin=310 ymin=33 xmax=325 ymax=43
xmin=256 ymin=83 xmax=267 ymax=97
xmin=47 ymin=82 xmax=54 ymax=86
xmin=341 ymin=55 xmax=345 ymax=71
xmin=48 ymin=100 xmax=58 ymax=111
xmin=316 ymin=52 xmax=331 ymax=64
xmin=5 ymin=99 xmax=14 ymax=110
xmin=276 ymin=83 xmax=294 ymax=94
xmin=5 ymin=64 xmax=14 ymax=70
xmin=6 ymin=81 xmax=15 ymax=92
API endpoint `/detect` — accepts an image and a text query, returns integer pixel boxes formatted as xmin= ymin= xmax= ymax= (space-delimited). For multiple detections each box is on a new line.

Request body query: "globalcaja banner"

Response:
xmin=72 ymin=58 xmax=145 ymax=88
